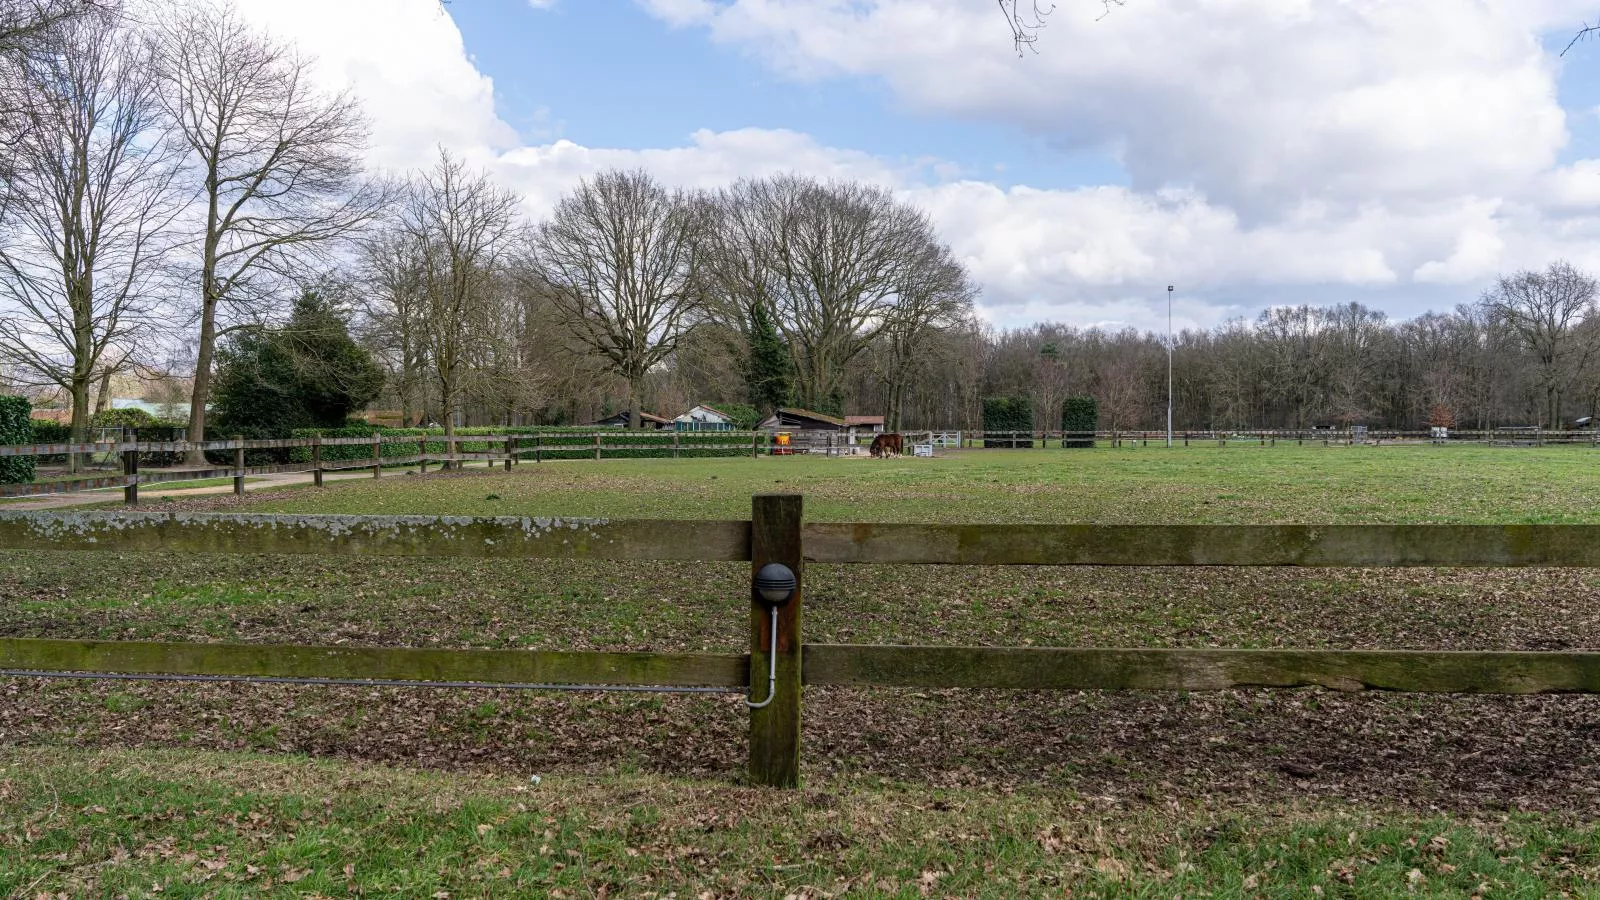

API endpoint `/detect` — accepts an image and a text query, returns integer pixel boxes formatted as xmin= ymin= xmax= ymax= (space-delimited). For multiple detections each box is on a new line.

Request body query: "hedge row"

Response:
xmin=0 ymin=397 xmax=33 ymax=484
xmin=1061 ymin=397 xmax=1098 ymax=449
xmin=982 ymin=397 xmax=1034 ymax=449
xmin=288 ymin=426 xmax=766 ymax=463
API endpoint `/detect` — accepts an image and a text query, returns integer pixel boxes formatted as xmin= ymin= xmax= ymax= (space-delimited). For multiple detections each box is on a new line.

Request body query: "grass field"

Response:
xmin=247 ymin=443 xmax=1600 ymax=523
xmin=6 ymin=445 xmax=1600 ymax=896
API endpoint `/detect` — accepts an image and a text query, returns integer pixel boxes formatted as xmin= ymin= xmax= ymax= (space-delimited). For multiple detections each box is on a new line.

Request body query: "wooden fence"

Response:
xmin=4 ymin=497 xmax=1600 ymax=788
xmin=4 ymin=425 xmax=1596 ymax=502
xmin=948 ymin=428 xmax=1600 ymax=448
xmin=0 ymin=431 xmax=768 ymax=501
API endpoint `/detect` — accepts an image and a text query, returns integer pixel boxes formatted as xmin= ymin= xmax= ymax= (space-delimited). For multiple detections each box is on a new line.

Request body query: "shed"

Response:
xmin=757 ymin=408 xmax=847 ymax=432
xmin=844 ymin=415 xmax=885 ymax=442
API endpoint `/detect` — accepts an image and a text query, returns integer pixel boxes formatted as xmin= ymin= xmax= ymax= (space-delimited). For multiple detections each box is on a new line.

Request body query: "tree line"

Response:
xmin=1 ymin=0 xmax=1595 ymax=457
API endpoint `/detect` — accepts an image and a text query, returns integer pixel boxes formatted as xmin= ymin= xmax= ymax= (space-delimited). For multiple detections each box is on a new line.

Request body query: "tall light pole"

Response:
xmin=1166 ymin=285 xmax=1174 ymax=448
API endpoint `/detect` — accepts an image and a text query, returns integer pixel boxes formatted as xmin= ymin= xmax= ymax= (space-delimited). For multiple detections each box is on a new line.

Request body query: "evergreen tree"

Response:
xmin=745 ymin=302 xmax=793 ymax=414
xmin=211 ymin=291 xmax=385 ymax=438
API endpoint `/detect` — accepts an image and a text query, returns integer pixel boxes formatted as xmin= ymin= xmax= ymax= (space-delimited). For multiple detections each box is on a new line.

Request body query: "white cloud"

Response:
xmin=225 ymin=0 xmax=1600 ymax=334
xmin=232 ymin=0 xmax=518 ymax=171
xmin=637 ymin=0 xmax=1580 ymax=218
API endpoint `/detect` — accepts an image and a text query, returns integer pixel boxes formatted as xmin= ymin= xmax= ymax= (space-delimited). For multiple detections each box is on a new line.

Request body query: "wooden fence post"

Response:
xmin=312 ymin=437 xmax=324 ymax=487
xmin=750 ymin=493 xmax=803 ymax=788
xmin=752 ymin=432 xmax=760 ymax=459
xmin=673 ymin=430 xmax=680 ymax=459
xmin=418 ymin=436 xmax=427 ymax=474
xmin=505 ymin=437 xmax=514 ymax=471
xmin=122 ymin=427 xmax=138 ymax=506
xmin=535 ymin=433 xmax=542 ymax=463
xmin=372 ymin=433 xmax=382 ymax=479
xmin=233 ymin=434 xmax=245 ymax=496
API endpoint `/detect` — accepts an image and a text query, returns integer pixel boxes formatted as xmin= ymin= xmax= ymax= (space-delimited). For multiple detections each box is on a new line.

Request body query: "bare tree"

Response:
xmin=533 ymin=169 xmax=704 ymax=429
xmin=0 ymin=9 xmax=179 ymax=466
xmin=150 ymin=0 xmax=386 ymax=461
xmin=714 ymin=175 xmax=933 ymax=414
xmin=875 ymin=241 xmax=975 ymax=430
xmin=359 ymin=228 xmax=430 ymax=426
xmin=1481 ymin=261 xmax=1597 ymax=428
xmin=397 ymin=149 xmax=522 ymax=446
xmin=0 ymin=0 xmax=101 ymax=54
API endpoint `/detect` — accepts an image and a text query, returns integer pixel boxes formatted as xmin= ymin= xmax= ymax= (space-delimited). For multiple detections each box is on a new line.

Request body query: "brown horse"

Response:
xmin=869 ymin=433 xmax=903 ymax=458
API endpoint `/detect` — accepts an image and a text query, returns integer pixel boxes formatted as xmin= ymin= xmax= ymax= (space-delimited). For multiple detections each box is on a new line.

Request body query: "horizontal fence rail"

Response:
xmin=0 ymin=638 xmax=747 ymax=689
xmin=8 ymin=513 xmax=1600 ymax=568
xmin=802 ymin=523 xmax=1600 ymax=567
xmin=802 ymin=646 xmax=1600 ymax=693
xmin=0 ymin=512 xmax=752 ymax=561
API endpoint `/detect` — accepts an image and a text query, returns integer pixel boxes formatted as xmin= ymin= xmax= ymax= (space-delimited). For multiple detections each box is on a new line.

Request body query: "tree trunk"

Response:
xmin=628 ymin=375 xmax=644 ymax=429
xmin=68 ymin=378 xmax=90 ymax=475
xmin=185 ymin=296 xmax=218 ymax=466
xmin=94 ymin=368 xmax=113 ymax=415
xmin=440 ymin=370 xmax=455 ymax=470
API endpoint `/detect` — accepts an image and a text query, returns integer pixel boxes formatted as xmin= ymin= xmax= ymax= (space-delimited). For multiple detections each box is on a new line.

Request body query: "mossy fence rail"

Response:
xmin=0 ymin=431 xmax=769 ymax=500
xmin=5 ymin=496 xmax=1600 ymax=787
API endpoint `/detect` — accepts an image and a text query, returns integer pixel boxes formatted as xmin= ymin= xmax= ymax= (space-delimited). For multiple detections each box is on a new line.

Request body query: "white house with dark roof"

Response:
xmin=673 ymin=405 xmax=736 ymax=432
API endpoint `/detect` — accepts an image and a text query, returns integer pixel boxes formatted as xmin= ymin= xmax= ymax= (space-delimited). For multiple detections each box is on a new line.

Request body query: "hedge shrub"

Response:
xmin=0 ymin=396 xmax=34 ymax=483
xmin=288 ymin=425 xmax=766 ymax=464
xmin=26 ymin=420 xmax=72 ymax=465
xmin=30 ymin=420 xmax=71 ymax=443
xmin=982 ymin=397 xmax=1033 ymax=448
xmin=1061 ymin=396 xmax=1098 ymax=449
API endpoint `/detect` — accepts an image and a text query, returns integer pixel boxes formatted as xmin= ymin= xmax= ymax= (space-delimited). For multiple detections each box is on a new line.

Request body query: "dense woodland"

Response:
xmin=2 ymin=0 xmax=1599 ymax=445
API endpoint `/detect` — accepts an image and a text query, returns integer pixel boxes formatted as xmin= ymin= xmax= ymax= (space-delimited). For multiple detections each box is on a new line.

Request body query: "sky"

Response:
xmin=228 ymin=0 xmax=1600 ymax=334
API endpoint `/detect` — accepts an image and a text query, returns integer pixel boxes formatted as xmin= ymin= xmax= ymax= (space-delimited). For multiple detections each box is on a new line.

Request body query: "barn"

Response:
xmin=756 ymin=408 xmax=882 ymax=454
xmin=757 ymin=408 xmax=846 ymax=433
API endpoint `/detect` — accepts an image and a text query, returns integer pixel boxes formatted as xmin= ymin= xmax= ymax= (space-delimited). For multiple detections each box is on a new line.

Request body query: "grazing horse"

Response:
xmin=869 ymin=432 xmax=904 ymax=458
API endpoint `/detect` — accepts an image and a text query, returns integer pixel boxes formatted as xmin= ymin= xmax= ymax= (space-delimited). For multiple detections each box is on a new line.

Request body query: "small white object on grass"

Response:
xmin=529 ymin=774 xmax=542 ymax=786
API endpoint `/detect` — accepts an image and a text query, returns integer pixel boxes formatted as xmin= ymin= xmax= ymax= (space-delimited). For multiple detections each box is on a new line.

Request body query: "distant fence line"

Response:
xmin=0 ymin=431 xmax=767 ymax=501
xmin=3 ymin=426 xmax=1594 ymax=501
xmin=943 ymin=428 xmax=1600 ymax=449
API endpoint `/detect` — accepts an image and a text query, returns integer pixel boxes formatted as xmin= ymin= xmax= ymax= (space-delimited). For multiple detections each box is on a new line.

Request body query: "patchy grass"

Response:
xmin=7 ymin=447 xmax=1600 ymax=893
xmin=4 ymin=747 xmax=1600 ymax=898
xmin=226 ymin=444 xmax=1600 ymax=524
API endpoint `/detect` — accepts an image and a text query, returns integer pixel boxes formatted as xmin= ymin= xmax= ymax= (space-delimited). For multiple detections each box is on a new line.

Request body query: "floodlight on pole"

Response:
xmin=1166 ymin=285 xmax=1174 ymax=448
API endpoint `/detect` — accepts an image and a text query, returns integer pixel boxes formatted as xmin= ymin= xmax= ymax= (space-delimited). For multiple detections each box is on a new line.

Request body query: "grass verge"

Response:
xmin=3 ymin=747 xmax=1598 ymax=898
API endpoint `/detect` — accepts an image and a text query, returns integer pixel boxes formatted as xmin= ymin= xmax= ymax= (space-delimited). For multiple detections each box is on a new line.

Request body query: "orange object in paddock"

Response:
xmin=772 ymin=432 xmax=794 ymax=455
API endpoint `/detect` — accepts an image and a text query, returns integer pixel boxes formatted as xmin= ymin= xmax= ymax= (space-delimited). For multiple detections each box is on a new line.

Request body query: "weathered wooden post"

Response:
xmin=232 ymin=434 xmax=245 ymax=496
xmin=372 ymin=433 xmax=382 ymax=479
xmin=312 ymin=436 xmax=324 ymax=487
xmin=751 ymin=432 xmax=760 ymax=459
xmin=505 ymin=437 xmax=514 ymax=471
xmin=749 ymin=494 xmax=803 ymax=788
xmin=121 ymin=427 xmax=138 ymax=506
xmin=535 ymin=432 xmax=542 ymax=463
xmin=417 ymin=436 xmax=427 ymax=474
xmin=673 ymin=431 xmax=680 ymax=459
xmin=594 ymin=432 xmax=602 ymax=462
